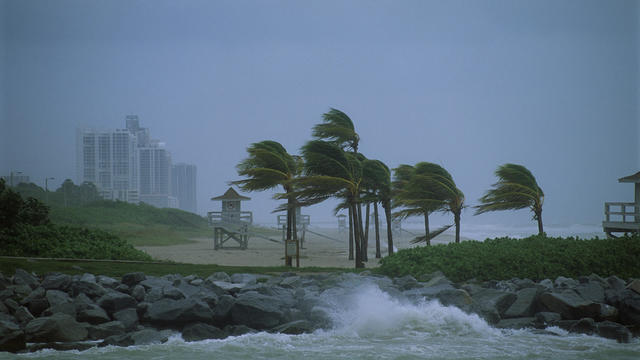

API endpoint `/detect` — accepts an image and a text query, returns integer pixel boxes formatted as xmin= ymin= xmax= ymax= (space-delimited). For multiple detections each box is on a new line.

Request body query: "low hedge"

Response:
xmin=378 ymin=234 xmax=640 ymax=282
xmin=0 ymin=224 xmax=152 ymax=261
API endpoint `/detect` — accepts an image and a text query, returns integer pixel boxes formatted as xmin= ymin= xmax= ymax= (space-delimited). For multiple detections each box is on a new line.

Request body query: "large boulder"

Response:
xmin=617 ymin=289 xmax=640 ymax=327
xmin=146 ymin=298 xmax=214 ymax=325
xmin=0 ymin=320 xmax=26 ymax=352
xmin=13 ymin=269 xmax=39 ymax=289
xmin=88 ymin=321 xmax=126 ymax=340
xmin=596 ymin=321 xmax=632 ymax=343
xmin=182 ymin=323 xmax=226 ymax=341
xmin=122 ymin=272 xmax=146 ymax=287
xmin=24 ymin=313 xmax=88 ymax=343
xmin=503 ymin=287 xmax=538 ymax=318
xmin=539 ymin=290 xmax=601 ymax=320
xmin=97 ymin=291 xmax=137 ymax=314
xmin=113 ymin=308 xmax=139 ymax=331
xmin=41 ymin=273 xmax=71 ymax=291
xmin=77 ymin=304 xmax=110 ymax=325
xmin=100 ymin=329 xmax=171 ymax=347
xmin=576 ymin=281 xmax=605 ymax=303
xmin=70 ymin=279 xmax=107 ymax=299
xmin=45 ymin=289 xmax=71 ymax=308
xmin=230 ymin=291 xmax=286 ymax=329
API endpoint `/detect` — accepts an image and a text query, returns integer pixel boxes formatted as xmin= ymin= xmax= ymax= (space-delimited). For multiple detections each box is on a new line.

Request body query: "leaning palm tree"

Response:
xmin=393 ymin=163 xmax=444 ymax=246
xmin=475 ymin=163 xmax=545 ymax=235
xmin=293 ymin=140 xmax=365 ymax=268
xmin=312 ymin=108 xmax=360 ymax=153
xmin=231 ymin=140 xmax=300 ymax=265
xmin=402 ymin=163 xmax=465 ymax=243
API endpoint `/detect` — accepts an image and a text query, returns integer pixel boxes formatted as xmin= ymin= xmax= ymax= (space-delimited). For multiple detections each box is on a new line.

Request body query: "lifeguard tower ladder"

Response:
xmin=603 ymin=172 xmax=640 ymax=238
xmin=208 ymin=188 xmax=253 ymax=250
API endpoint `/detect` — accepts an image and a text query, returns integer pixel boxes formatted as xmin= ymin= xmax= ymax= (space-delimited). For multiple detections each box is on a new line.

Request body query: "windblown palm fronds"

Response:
xmin=475 ymin=163 xmax=544 ymax=235
xmin=312 ymin=108 xmax=360 ymax=152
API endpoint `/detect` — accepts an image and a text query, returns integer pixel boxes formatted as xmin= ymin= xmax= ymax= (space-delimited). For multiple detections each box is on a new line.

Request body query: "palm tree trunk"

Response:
xmin=351 ymin=203 xmax=364 ymax=268
xmin=454 ymin=210 xmax=461 ymax=243
xmin=292 ymin=205 xmax=299 ymax=268
xmin=348 ymin=206 xmax=354 ymax=260
xmin=383 ymin=199 xmax=393 ymax=255
xmin=286 ymin=199 xmax=293 ymax=266
xmin=363 ymin=203 xmax=370 ymax=261
xmin=424 ymin=212 xmax=431 ymax=246
xmin=536 ymin=209 xmax=544 ymax=236
xmin=357 ymin=203 xmax=365 ymax=262
xmin=374 ymin=202 xmax=381 ymax=258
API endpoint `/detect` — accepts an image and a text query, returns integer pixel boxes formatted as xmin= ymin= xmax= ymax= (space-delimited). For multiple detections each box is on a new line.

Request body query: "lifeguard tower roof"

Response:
xmin=618 ymin=172 xmax=640 ymax=183
xmin=211 ymin=187 xmax=251 ymax=201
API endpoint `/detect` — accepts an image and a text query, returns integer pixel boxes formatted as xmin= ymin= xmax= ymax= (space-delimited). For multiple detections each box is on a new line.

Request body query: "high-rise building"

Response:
xmin=76 ymin=128 xmax=139 ymax=202
xmin=76 ymin=116 xmax=186 ymax=208
xmin=172 ymin=163 xmax=197 ymax=213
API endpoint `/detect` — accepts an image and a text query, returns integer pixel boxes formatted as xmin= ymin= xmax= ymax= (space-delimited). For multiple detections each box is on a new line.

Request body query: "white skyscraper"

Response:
xmin=172 ymin=163 xmax=197 ymax=213
xmin=76 ymin=116 xmax=180 ymax=208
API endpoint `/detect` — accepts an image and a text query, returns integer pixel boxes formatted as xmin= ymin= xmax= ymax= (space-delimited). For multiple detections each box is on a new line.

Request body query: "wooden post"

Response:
xmin=635 ymin=183 xmax=640 ymax=223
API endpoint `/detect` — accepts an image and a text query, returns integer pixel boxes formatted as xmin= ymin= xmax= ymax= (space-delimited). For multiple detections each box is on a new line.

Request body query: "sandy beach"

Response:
xmin=137 ymin=227 xmax=459 ymax=268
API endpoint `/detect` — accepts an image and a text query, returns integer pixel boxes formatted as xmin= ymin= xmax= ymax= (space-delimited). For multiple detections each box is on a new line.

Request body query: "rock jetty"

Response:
xmin=1 ymin=269 xmax=639 ymax=353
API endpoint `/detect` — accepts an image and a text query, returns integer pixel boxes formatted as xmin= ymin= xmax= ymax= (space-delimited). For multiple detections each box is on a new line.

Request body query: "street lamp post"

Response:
xmin=45 ymin=177 xmax=55 ymax=203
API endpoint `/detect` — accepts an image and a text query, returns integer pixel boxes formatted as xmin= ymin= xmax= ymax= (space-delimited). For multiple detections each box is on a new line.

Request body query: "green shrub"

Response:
xmin=0 ymin=223 xmax=152 ymax=261
xmin=378 ymin=234 xmax=640 ymax=282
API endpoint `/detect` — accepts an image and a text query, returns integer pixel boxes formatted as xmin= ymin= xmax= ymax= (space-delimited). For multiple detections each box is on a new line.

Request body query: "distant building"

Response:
xmin=76 ymin=115 xmax=190 ymax=209
xmin=1 ymin=174 xmax=30 ymax=186
xmin=171 ymin=163 xmax=197 ymax=213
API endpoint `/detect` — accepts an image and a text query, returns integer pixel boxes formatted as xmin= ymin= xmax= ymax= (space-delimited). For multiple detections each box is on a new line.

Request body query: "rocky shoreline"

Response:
xmin=1 ymin=269 xmax=639 ymax=353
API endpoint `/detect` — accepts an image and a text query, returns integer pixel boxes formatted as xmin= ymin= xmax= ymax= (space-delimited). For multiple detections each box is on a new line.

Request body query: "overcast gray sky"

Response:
xmin=1 ymin=0 xmax=638 ymax=228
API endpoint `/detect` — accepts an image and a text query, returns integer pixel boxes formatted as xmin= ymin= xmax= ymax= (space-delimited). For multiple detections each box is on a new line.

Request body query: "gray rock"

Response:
xmin=554 ymin=276 xmax=578 ymax=289
xmin=0 ymin=288 xmax=14 ymax=301
xmin=182 ymin=323 xmax=226 ymax=341
xmin=97 ymin=291 xmax=137 ymax=314
xmin=146 ymin=298 xmax=213 ymax=324
xmin=190 ymin=278 xmax=204 ymax=286
xmin=43 ymin=302 xmax=77 ymax=317
xmin=113 ymin=308 xmax=139 ymax=330
xmin=213 ymin=295 xmax=235 ymax=323
xmin=130 ymin=328 xmax=171 ymax=345
xmin=12 ymin=284 xmax=33 ymax=298
xmin=131 ymin=285 xmax=146 ymax=302
xmin=13 ymin=269 xmax=39 ymax=289
xmin=77 ymin=305 xmax=110 ymax=325
xmin=280 ymin=276 xmax=303 ymax=288
xmin=539 ymin=290 xmax=601 ymax=320
xmin=596 ymin=321 xmax=632 ymax=343
xmin=14 ymin=306 xmax=35 ymax=325
xmin=4 ymin=298 xmax=19 ymax=313
xmin=495 ymin=317 xmax=536 ymax=329
xmin=403 ymin=283 xmax=456 ymax=300
xmin=504 ymin=288 xmax=538 ymax=318
xmin=627 ymin=279 xmax=640 ymax=295
xmin=0 ymin=273 xmax=10 ymax=290
xmin=46 ymin=290 xmax=73 ymax=308
xmin=230 ymin=273 xmax=257 ymax=285
xmin=19 ymin=286 xmax=45 ymax=306
xmin=96 ymin=275 xmax=119 ymax=289
xmin=80 ymin=273 xmax=97 ymax=283
xmin=534 ymin=312 xmax=562 ymax=326
xmin=599 ymin=303 xmax=619 ymax=322
xmin=70 ymin=280 xmax=107 ymax=298
xmin=576 ymin=282 xmax=605 ymax=303
xmin=606 ymin=276 xmax=626 ymax=292
xmin=569 ymin=317 xmax=596 ymax=335
xmin=436 ymin=289 xmax=473 ymax=311
xmin=162 ymin=286 xmax=186 ymax=300
xmin=115 ymin=284 xmax=130 ymax=294
xmin=0 ymin=300 xmax=8 ymax=314
xmin=88 ymin=321 xmax=126 ymax=340
xmin=618 ymin=289 xmax=640 ymax=326
xmin=122 ymin=272 xmax=146 ymax=287
xmin=223 ymin=324 xmax=255 ymax=336
xmin=74 ymin=293 xmax=95 ymax=309
xmin=394 ymin=275 xmax=419 ymax=290
xmin=41 ymin=273 xmax=71 ymax=290
xmin=538 ymin=279 xmax=554 ymax=291
xmin=27 ymin=298 xmax=49 ymax=317
xmin=231 ymin=291 xmax=286 ymax=329
xmin=0 ymin=320 xmax=26 ymax=352
xmin=24 ymin=313 xmax=88 ymax=343
xmin=513 ymin=278 xmax=536 ymax=290
xmin=207 ymin=272 xmax=231 ymax=282
xmin=472 ymin=288 xmax=516 ymax=316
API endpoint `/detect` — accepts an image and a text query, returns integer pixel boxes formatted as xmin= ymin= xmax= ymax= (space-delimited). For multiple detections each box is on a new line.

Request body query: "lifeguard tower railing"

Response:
xmin=207 ymin=211 xmax=253 ymax=250
xmin=603 ymin=202 xmax=640 ymax=235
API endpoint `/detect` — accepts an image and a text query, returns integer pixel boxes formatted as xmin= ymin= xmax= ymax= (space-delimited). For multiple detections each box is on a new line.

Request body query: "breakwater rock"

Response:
xmin=1 ymin=269 xmax=639 ymax=353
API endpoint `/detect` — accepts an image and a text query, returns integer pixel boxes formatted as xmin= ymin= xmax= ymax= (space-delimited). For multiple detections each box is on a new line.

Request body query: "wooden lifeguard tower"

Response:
xmin=208 ymin=187 xmax=253 ymax=250
xmin=277 ymin=207 xmax=310 ymax=246
xmin=603 ymin=172 xmax=640 ymax=238
xmin=337 ymin=214 xmax=347 ymax=236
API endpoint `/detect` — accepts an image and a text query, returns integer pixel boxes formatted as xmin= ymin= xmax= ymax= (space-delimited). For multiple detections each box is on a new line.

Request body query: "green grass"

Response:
xmin=378 ymin=234 xmax=640 ymax=282
xmin=0 ymin=257 xmax=352 ymax=278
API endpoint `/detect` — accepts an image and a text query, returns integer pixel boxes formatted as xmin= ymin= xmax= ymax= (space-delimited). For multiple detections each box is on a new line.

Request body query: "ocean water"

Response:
xmin=4 ymin=281 xmax=639 ymax=360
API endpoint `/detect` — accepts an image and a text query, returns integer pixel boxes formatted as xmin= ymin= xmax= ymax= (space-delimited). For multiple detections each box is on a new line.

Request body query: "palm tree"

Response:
xmin=312 ymin=108 xmax=359 ymax=152
xmin=393 ymin=163 xmax=443 ymax=246
xmin=294 ymin=140 xmax=365 ymax=268
xmin=401 ymin=163 xmax=465 ymax=243
xmin=231 ymin=140 xmax=300 ymax=266
xmin=362 ymin=159 xmax=392 ymax=258
xmin=475 ymin=163 xmax=545 ymax=235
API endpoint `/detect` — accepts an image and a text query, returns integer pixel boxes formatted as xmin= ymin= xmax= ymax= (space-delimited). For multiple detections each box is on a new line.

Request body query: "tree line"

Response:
xmin=232 ymin=108 xmax=545 ymax=269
